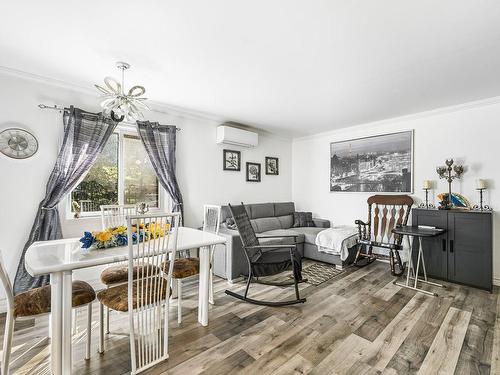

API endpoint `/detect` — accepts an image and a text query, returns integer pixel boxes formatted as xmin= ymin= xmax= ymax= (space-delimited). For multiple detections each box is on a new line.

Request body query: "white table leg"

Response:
xmin=171 ymin=279 xmax=178 ymax=299
xmin=209 ymin=245 xmax=215 ymax=305
xmin=198 ymin=246 xmax=210 ymax=326
xmin=50 ymin=272 xmax=63 ymax=375
xmin=419 ymin=237 xmax=429 ymax=281
xmin=396 ymin=234 xmax=444 ymax=296
xmin=408 ymin=237 xmax=445 ymax=289
xmin=405 ymin=235 xmax=413 ymax=286
xmin=414 ymin=243 xmax=422 ymax=289
xmin=62 ymin=270 xmax=73 ymax=373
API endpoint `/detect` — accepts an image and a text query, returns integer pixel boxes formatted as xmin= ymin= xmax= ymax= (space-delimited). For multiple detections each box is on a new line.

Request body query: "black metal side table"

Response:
xmin=392 ymin=225 xmax=446 ymax=296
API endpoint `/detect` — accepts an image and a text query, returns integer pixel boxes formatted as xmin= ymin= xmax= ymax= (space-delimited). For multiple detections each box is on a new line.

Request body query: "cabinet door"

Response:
xmin=411 ymin=209 xmax=448 ymax=280
xmin=448 ymin=212 xmax=492 ymax=290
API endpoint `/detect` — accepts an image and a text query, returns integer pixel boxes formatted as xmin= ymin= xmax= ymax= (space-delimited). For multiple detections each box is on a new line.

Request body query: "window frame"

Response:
xmin=66 ymin=123 xmax=165 ymax=219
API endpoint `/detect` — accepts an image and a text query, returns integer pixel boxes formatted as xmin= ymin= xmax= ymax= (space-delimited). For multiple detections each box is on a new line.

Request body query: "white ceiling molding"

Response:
xmin=4 ymin=63 xmax=499 ymax=143
xmin=292 ymin=94 xmax=500 ymax=142
xmin=0 ymin=65 xmax=224 ymax=122
xmin=0 ymin=65 xmax=293 ymax=142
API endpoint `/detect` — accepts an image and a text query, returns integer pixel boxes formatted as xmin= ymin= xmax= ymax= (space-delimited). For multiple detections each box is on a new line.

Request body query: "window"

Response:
xmin=70 ymin=129 xmax=160 ymax=216
xmin=123 ymin=134 xmax=159 ymax=206
xmin=71 ymin=134 xmax=118 ymax=213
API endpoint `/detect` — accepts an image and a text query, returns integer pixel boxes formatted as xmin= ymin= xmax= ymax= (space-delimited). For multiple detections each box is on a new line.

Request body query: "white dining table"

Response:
xmin=25 ymin=227 xmax=226 ymax=375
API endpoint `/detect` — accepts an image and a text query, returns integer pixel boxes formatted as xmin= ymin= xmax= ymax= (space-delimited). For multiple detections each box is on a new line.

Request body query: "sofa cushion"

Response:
xmin=313 ymin=218 xmax=331 ymax=228
xmin=251 ymin=217 xmax=282 ymax=233
xmin=221 ymin=204 xmax=251 ymax=223
xmin=290 ymin=227 xmax=325 ymax=245
xmin=293 ymin=212 xmax=315 ymax=228
xmin=249 ymin=203 xmax=275 ymax=219
xmin=277 ymin=214 xmax=294 ymax=229
xmin=274 ymin=202 xmax=295 ymax=217
xmin=258 ymin=229 xmax=305 ymax=245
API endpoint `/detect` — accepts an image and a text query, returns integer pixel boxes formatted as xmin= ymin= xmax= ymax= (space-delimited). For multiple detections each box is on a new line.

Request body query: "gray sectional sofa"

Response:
xmin=212 ymin=202 xmax=355 ymax=282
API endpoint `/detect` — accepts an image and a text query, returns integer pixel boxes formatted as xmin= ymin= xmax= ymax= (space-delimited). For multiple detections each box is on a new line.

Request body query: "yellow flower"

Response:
xmin=143 ymin=222 xmax=167 ymax=239
xmin=112 ymin=226 xmax=127 ymax=235
xmin=96 ymin=230 xmax=113 ymax=242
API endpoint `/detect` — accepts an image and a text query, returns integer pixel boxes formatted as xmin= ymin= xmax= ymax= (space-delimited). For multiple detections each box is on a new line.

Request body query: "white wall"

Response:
xmin=3 ymin=67 xmax=499 ymax=294
xmin=292 ymin=100 xmax=500 ymax=281
xmin=0 ymin=71 xmax=292 ymax=293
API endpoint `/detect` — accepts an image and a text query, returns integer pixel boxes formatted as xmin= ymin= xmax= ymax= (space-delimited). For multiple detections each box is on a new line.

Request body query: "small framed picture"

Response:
xmin=265 ymin=157 xmax=279 ymax=175
xmin=223 ymin=149 xmax=241 ymax=171
xmin=246 ymin=162 xmax=261 ymax=182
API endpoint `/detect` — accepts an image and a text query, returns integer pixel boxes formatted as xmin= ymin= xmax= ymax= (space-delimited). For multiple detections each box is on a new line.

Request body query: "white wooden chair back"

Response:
xmin=203 ymin=205 xmax=221 ymax=235
xmin=101 ymin=204 xmax=137 ymax=230
xmin=126 ymin=213 xmax=180 ymax=374
xmin=0 ymin=250 xmax=14 ymax=313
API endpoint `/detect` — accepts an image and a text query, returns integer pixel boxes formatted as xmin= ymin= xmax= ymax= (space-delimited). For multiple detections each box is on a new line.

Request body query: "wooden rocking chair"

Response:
xmin=354 ymin=195 xmax=414 ymax=276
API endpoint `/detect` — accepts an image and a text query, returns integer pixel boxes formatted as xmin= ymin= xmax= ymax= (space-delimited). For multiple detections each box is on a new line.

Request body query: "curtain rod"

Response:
xmin=38 ymin=104 xmax=181 ymax=131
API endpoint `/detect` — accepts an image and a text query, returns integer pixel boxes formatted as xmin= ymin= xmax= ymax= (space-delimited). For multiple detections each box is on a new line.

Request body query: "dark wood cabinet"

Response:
xmin=412 ymin=208 xmax=492 ymax=291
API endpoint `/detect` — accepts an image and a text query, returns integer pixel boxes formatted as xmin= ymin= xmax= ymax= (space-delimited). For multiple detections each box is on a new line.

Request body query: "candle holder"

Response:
xmin=473 ymin=188 xmax=492 ymax=211
xmin=436 ymin=159 xmax=464 ymax=209
xmin=418 ymin=188 xmax=435 ymax=209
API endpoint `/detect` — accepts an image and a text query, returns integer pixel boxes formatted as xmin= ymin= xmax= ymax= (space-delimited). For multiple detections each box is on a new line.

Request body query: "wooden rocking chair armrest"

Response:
xmin=355 ymin=219 xmax=369 ymax=226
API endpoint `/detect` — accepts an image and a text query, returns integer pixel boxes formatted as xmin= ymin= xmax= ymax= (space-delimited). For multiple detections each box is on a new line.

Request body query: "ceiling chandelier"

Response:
xmin=95 ymin=61 xmax=149 ymax=122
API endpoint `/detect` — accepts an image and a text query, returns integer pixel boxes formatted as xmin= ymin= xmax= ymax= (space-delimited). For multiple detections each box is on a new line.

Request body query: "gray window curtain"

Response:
xmin=136 ymin=121 xmax=184 ymax=225
xmin=13 ymin=106 xmax=117 ymax=294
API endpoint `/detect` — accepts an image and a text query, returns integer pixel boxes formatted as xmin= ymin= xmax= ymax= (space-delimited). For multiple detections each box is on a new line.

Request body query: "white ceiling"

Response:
xmin=1 ymin=1 xmax=500 ymax=137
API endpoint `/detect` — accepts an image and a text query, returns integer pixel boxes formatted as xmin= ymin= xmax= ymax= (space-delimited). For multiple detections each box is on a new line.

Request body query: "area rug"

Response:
xmin=291 ymin=262 xmax=346 ymax=286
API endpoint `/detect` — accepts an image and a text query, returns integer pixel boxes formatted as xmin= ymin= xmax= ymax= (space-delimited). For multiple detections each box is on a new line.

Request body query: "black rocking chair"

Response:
xmin=225 ymin=203 xmax=307 ymax=306
xmin=354 ymin=195 xmax=414 ymax=276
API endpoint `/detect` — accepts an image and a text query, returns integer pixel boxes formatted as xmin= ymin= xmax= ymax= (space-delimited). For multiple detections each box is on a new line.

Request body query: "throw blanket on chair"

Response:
xmin=315 ymin=226 xmax=359 ymax=261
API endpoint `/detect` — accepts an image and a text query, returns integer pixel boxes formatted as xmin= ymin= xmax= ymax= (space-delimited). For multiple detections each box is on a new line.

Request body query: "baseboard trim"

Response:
xmin=227 ymin=277 xmax=244 ymax=285
xmin=493 ymin=277 xmax=500 ymax=287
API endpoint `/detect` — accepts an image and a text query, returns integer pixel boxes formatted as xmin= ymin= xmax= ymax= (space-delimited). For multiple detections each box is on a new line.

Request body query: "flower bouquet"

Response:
xmin=80 ymin=222 xmax=170 ymax=251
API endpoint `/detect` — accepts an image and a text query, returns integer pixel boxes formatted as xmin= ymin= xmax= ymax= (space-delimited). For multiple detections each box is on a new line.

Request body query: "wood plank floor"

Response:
xmin=2 ymin=260 xmax=499 ymax=375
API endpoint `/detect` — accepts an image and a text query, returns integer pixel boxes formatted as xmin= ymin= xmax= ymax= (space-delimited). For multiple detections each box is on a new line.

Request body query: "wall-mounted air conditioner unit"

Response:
xmin=216 ymin=126 xmax=258 ymax=148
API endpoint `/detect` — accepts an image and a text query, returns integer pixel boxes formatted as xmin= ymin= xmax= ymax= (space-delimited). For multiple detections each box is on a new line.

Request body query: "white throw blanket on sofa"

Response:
xmin=315 ymin=226 xmax=359 ymax=261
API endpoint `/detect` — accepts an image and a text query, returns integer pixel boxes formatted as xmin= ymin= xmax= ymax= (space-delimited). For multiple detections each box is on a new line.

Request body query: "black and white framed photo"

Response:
xmin=330 ymin=130 xmax=413 ymax=193
xmin=246 ymin=162 xmax=261 ymax=182
xmin=223 ymin=149 xmax=241 ymax=171
xmin=265 ymin=157 xmax=279 ymax=175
